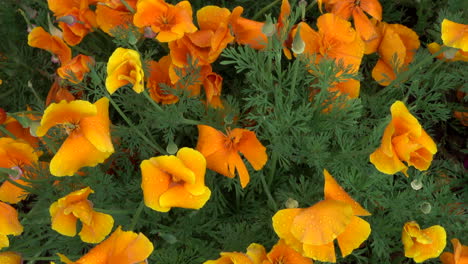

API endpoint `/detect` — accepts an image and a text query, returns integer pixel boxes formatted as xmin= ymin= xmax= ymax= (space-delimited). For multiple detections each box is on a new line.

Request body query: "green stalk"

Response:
xmin=129 ymin=201 xmax=145 ymax=231
xmin=0 ymin=125 xmax=17 ymax=139
xmin=107 ymin=96 xmax=166 ymax=154
xmin=252 ymin=0 xmax=282 ymax=20
xmin=259 ymin=173 xmax=278 ymax=211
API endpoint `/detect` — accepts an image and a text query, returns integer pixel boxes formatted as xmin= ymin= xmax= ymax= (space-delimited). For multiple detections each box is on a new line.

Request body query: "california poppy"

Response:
xmin=141 ymin=147 xmax=211 ymax=212
xmin=49 ymin=187 xmax=114 ymax=243
xmin=203 ymin=252 xmax=255 ymax=264
xmin=0 ymin=202 xmax=23 ymax=250
xmin=319 ymin=0 xmax=382 ymax=41
xmin=202 ymin=72 xmax=224 ymax=108
xmin=36 ymin=98 xmax=114 ymax=176
xmin=441 ymin=19 xmax=468 ymax=52
xmin=45 ymin=79 xmax=76 ymax=106
xmin=28 ymin=26 xmax=71 ymax=64
xmin=370 ymin=101 xmax=437 ymax=176
xmin=440 ymin=238 xmax=468 ymax=264
xmin=57 ymin=54 xmax=94 ymax=83
xmin=0 ymin=138 xmax=39 ymax=204
xmin=427 ymin=42 xmax=468 ymax=62
xmin=196 ymin=125 xmax=268 ymax=188
xmin=96 ymin=0 xmax=137 ymax=36
xmin=402 ymin=221 xmax=446 ymax=262
xmin=133 ymin=0 xmax=197 ymax=42
xmin=263 ymin=240 xmax=314 ymax=264
xmin=1 ymin=115 xmax=40 ymax=148
xmin=371 ymin=23 xmax=420 ymax=86
xmin=0 ymin=252 xmax=22 ymax=264
xmin=57 ymin=226 xmax=153 ymax=264
xmin=106 ymin=47 xmax=144 ymax=94
xmin=272 ymin=169 xmax=371 ymax=263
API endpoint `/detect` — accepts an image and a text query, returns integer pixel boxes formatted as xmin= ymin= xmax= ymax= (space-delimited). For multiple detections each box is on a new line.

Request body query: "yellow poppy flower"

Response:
xmin=441 ymin=19 xmax=468 ymax=52
xmin=57 ymin=226 xmax=153 ymax=264
xmin=36 ymin=98 xmax=114 ymax=176
xmin=272 ymin=169 xmax=370 ymax=263
xmin=0 ymin=252 xmax=22 ymax=264
xmin=49 ymin=187 xmax=114 ymax=243
xmin=402 ymin=221 xmax=446 ymax=262
xmin=141 ymin=147 xmax=211 ymax=212
xmin=370 ymin=101 xmax=437 ymax=176
xmin=0 ymin=202 xmax=23 ymax=250
xmin=105 ymin=48 xmax=144 ymax=94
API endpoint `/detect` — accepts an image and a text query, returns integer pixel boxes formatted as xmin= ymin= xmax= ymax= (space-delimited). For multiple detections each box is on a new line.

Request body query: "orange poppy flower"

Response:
xmin=49 ymin=187 xmax=114 ymax=243
xmin=427 ymin=42 xmax=468 ymax=62
xmin=96 ymin=0 xmax=137 ymax=36
xmin=28 ymin=26 xmax=71 ymax=64
xmin=319 ymin=0 xmax=382 ymax=41
xmin=45 ymin=79 xmax=76 ymax=106
xmin=48 ymin=0 xmax=97 ymax=46
xmin=1 ymin=115 xmax=40 ymax=148
xmin=371 ymin=23 xmax=420 ymax=86
xmin=0 ymin=202 xmax=23 ymax=250
xmin=196 ymin=125 xmax=268 ymax=188
xmin=0 ymin=108 xmax=6 ymax=124
xmin=441 ymin=19 xmax=468 ymax=52
xmin=147 ymin=55 xmax=201 ymax=104
xmin=203 ymin=252 xmax=255 ymax=264
xmin=263 ymin=239 xmax=313 ymax=264
xmin=440 ymin=238 xmax=468 ymax=264
xmin=57 ymin=54 xmax=94 ymax=83
xmin=36 ymin=98 xmax=114 ymax=176
xmin=370 ymin=101 xmax=437 ymax=176
xmin=169 ymin=5 xmax=234 ymax=68
xmin=229 ymin=6 xmax=267 ymax=50
xmin=106 ymin=47 xmax=144 ymax=94
xmin=133 ymin=0 xmax=197 ymax=42
xmin=292 ymin=14 xmax=364 ymax=99
xmin=202 ymin=72 xmax=224 ymax=108
xmin=57 ymin=226 xmax=153 ymax=264
xmin=402 ymin=221 xmax=446 ymax=263
xmin=272 ymin=169 xmax=371 ymax=263
xmin=141 ymin=147 xmax=211 ymax=212
xmin=0 ymin=138 xmax=39 ymax=204
xmin=0 ymin=252 xmax=22 ymax=264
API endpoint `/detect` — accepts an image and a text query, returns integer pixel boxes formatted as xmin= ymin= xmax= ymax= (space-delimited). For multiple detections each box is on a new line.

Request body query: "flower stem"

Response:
xmin=252 ymin=0 xmax=282 ymax=20
xmin=129 ymin=201 xmax=145 ymax=231
xmin=0 ymin=125 xmax=17 ymax=139
xmin=107 ymin=95 xmax=166 ymax=154
xmin=259 ymin=172 xmax=278 ymax=211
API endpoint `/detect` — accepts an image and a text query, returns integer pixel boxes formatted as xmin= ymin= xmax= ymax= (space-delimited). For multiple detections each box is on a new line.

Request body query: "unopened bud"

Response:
xmin=57 ymin=15 xmax=78 ymax=26
xmin=144 ymin=27 xmax=156 ymax=39
xmin=51 ymin=55 xmax=60 ymax=64
xmin=48 ymin=15 xmax=63 ymax=38
xmin=166 ymin=141 xmax=178 ymax=155
xmin=299 ymin=0 xmax=307 ymax=21
xmin=443 ymin=47 xmax=458 ymax=60
xmin=262 ymin=17 xmax=276 ymax=37
xmin=224 ymin=113 xmax=234 ymax=125
xmin=291 ymin=25 xmax=305 ymax=54
xmin=29 ymin=121 xmax=40 ymax=137
xmin=285 ymin=198 xmax=299 ymax=208
xmin=420 ymin=202 xmax=431 ymax=214
xmin=411 ymin=178 xmax=423 ymax=190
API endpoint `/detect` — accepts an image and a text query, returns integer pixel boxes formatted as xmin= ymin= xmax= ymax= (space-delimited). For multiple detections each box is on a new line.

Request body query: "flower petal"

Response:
xmin=441 ymin=19 xmax=468 ymax=52
xmin=323 ymin=169 xmax=371 ymax=216
xmin=302 ymin=242 xmax=336 ymax=262
xmin=272 ymin=208 xmax=304 ymax=252
xmin=50 ymin=201 xmax=78 ymax=237
xmin=177 ymin=147 xmax=207 ymax=196
xmin=141 ymin=159 xmax=171 ymax=212
xmin=159 ymin=185 xmax=211 ymax=210
xmin=79 ymin=211 xmax=114 ymax=243
xmin=236 ymin=129 xmax=268 ymax=171
xmin=80 ymin=97 xmax=114 ymax=153
xmin=0 ymin=202 xmax=23 ymax=236
xmin=336 ymin=216 xmax=371 ymax=257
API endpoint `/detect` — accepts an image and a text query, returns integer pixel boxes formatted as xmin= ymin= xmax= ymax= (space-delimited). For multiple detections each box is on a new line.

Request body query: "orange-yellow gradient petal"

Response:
xmin=440 ymin=238 xmax=468 ymax=264
xmin=323 ymin=169 xmax=371 ymax=216
xmin=106 ymin=47 xmax=144 ymax=94
xmin=0 ymin=252 xmax=22 ymax=264
xmin=80 ymin=97 xmax=114 ymax=153
xmin=0 ymin=202 xmax=23 ymax=250
xmin=336 ymin=216 xmax=371 ymax=257
xmin=266 ymin=239 xmax=313 ymax=264
xmin=79 ymin=211 xmax=114 ymax=243
xmin=28 ymin=27 xmax=71 ymax=64
xmin=272 ymin=208 xmax=304 ymax=252
xmin=303 ymin=242 xmax=335 ymax=263
xmin=402 ymin=221 xmax=447 ymax=263
xmin=441 ymin=19 xmax=468 ymax=52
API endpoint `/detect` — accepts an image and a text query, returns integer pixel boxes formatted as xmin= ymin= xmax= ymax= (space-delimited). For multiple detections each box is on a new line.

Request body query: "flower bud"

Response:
xmin=285 ymin=198 xmax=299 ymax=208
xmin=57 ymin=15 xmax=78 ymax=26
xmin=411 ymin=178 xmax=423 ymax=190
xmin=420 ymin=202 xmax=431 ymax=214
xmin=299 ymin=0 xmax=307 ymax=21
xmin=262 ymin=17 xmax=276 ymax=37
xmin=291 ymin=25 xmax=305 ymax=54
xmin=166 ymin=141 xmax=178 ymax=155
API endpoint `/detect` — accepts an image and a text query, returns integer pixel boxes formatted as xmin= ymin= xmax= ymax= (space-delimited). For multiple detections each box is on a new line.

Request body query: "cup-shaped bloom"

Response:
xmin=133 ymin=0 xmax=197 ymax=42
xmin=28 ymin=26 xmax=71 ymax=64
xmin=441 ymin=19 xmax=467 ymax=52
xmin=58 ymin=226 xmax=153 ymax=264
xmin=49 ymin=187 xmax=114 ymax=243
xmin=370 ymin=101 xmax=437 ymax=176
xmin=440 ymin=238 xmax=468 ymax=264
xmin=141 ymin=147 xmax=211 ymax=212
xmin=0 ymin=138 xmax=39 ymax=204
xmin=36 ymin=98 xmax=114 ymax=176
xmin=402 ymin=221 xmax=446 ymax=262
xmin=371 ymin=23 xmax=420 ymax=86
xmin=0 ymin=202 xmax=23 ymax=249
xmin=0 ymin=252 xmax=22 ymax=264
xmin=106 ymin=47 xmax=144 ymax=94
xmin=272 ymin=170 xmax=371 ymax=263
xmin=264 ymin=239 xmax=313 ymax=264
xmin=196 ymin=125 xmax=268 ymax=188
xmin=57 ymin=54 xmax=94 ymax=83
